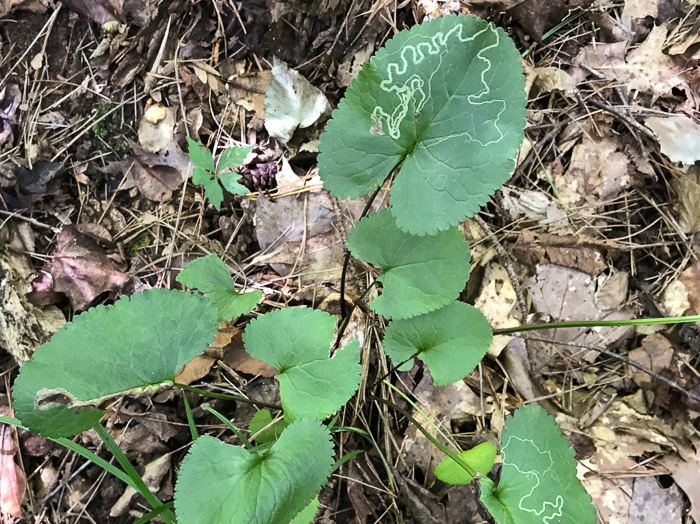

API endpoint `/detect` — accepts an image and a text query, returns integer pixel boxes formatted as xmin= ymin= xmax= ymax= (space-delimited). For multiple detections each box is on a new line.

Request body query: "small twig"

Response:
xmin=0 ymin=209 xmax=61 ymax=233
xmin=578 ymin=94 xmax=656 ymax=140
xmin=97 ymin=161 xmax=135 ymax=225
xmin=521 ymin=336 xmax=700 ymax=404
xmin=1 ymin=5 xmax=61 ymax=81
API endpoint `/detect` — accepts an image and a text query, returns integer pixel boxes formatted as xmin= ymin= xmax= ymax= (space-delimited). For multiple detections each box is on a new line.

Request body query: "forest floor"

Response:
xmin=1 ymin=0 xmax=700 ymax=522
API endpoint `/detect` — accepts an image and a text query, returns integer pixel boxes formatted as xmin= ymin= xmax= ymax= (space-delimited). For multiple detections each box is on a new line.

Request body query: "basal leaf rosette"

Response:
xmin=478 ymin=405 xmax=597 ymax=524
xmin=383 ymin=301 xmax=491 ymax=385
xmin=318 ymin=15 xmax=526 ymax=236
xmin=242 ymin=307 xmax=361 ymax=421
xmin=13 ymin=289 xmax=218 ymax=438
xmin=174 ymin=419 xmax=333 ymax=524
xmin=347 ymin=210 xmax=470 ymax=319
xmin=176 ymin=253 xmax=262 ymax=322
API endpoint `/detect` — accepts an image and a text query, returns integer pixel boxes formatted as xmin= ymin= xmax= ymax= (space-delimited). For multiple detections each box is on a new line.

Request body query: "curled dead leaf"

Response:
xmin=0 ymin=426 xmax=25 ymax=519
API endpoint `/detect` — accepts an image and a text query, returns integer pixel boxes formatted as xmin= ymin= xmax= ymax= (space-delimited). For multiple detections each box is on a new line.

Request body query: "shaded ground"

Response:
xmin=1 ymin=0 xmax=700 ymax=522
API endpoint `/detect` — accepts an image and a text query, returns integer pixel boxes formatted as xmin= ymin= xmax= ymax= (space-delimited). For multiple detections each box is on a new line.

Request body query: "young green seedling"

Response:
xmin=186 ymin=136 xmax=253 ymax=211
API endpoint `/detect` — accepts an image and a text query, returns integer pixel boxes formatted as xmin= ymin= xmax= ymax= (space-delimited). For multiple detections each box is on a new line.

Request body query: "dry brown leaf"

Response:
xmin=473 ymin=262 xmax=519 ymax=357
xmin=627 ymin=334 xmax=674 ymax=402
xmin=45 ymin=225 xmax=132 ymax=310
xmin=623 ymin=0 xmax=660 ymax=19
xmin=659 ymin=446 xmax=700 ymax=523
xmin=253 ymin=192 xmax=366 ymax=297
xmin=573 ymin=25 xmax=692 ymax=102
xmin=553 ymin=134 xmax=632 ymax=209
xmin=0 ymin=426 xmax=25 ymax=520
xmin=629 ymin=476 xmax=684 ymax=524
xmin=674 ymin=166 xmax=700 ymax=233
xmin=595 ymin=270 xmax=629 ymax=310
xmin=131 ymin=161 xmax=181 ymax=201
xmin=512 ymin=230 xmax=609 ymax=275
xmin=174 ymin=354 xmax=216 ymax=386
xmin=221 ymin=329 xmax=277 ymax=377
xmin=528 ymin=66 xmax=576 ymax=97
xmin=526 ymin=264 xmax=633 ymax=370
xmin=679 ymin=259 xmax=700 ymax=313
xmin=624 ymin=24 xmax=684 ymax=96
xmin=228 ymin=68 xmax=272 ymax=119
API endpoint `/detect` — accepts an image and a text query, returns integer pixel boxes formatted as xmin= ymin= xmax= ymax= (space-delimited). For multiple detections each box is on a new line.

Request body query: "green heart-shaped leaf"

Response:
xmin=13 ymin=289 xmax=218 ymax=437
xmin=318 ymin=15 xmax=526 ymax=236
xmin=177 ymin=253 xmax=262 ymax=322
xmin=174 ymin=420 xmax=334 ymax=524
xmin=383 ymin=301 xmax=491 ymax=384
xmin=347 ymin=210 xmax=470 ymax=319
xmin=435 ymin=442 xmax=497 ymax=484
xmin=479 ymin=405 xmax=597 ymax=524
xmin=242 ymin=308 xmax=361 ymax=421
xmin=248 ymin=409 xmax=288 ymax=444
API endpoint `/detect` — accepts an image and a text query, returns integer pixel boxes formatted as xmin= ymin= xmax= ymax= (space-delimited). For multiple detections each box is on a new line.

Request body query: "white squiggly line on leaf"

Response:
xmin=371 ymin=22 xmax=506 ymax=146
xmin=501 ymin=436 xmax=565 ymax=523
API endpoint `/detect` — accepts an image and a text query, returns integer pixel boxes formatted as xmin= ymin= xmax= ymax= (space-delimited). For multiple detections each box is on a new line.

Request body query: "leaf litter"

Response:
xmin=2 ymin=0 xmax=700 ymax=521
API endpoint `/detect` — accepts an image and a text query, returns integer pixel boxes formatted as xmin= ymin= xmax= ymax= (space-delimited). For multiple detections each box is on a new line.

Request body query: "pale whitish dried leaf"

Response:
xmin=264 ymin=58 xmax=331 ymax=143
xmin=473 ymin=262 xmax=519 ymax=358
xmin=138 ymin=105 xmax=174 ymax=153
xmin=336 ymin=43 xmax=374 ymax=87
xmin=623 ymin=0 xmax=660 ymax=19
xmin=667 ymin=17 xmax=700 ymax=55
xmin=502 ymin=189 xmax=551 ymax=219
xmin=459 ymin=219 xmax=496 ymax=268
xmin=109 ymin=454 xmax=171 ymax=517
xmin=595 ymin=270 xmax=628 ymax=310
xmin=529 ymin=66 xmax=576 ymax=97
xmin=662 ymin=279 xmax=690 ymax=317
xmin=571 ymin=41 xmax=627 ymax=84
xmin=646 ymin=115 xmax=700 ymax=165
xmin=577 ymin=456 xmax=635 ymax=524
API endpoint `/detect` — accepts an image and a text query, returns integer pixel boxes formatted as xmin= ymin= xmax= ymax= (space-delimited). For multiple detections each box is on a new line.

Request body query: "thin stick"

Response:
xmin=339 ymin=184 xmax=383 ymax=320
xmin=521 ymin=335 xmax=700 ymax=404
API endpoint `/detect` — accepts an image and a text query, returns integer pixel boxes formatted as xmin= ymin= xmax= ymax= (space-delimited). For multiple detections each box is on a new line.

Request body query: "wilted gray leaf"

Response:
xmin=264 ymin=58 xmax=331 ymax=143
